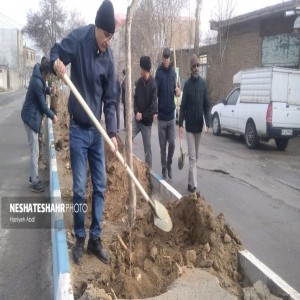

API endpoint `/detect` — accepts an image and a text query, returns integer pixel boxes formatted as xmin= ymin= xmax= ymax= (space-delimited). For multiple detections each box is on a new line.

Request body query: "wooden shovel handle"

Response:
xmin=62 ymin=73 xmax=155 ymax=208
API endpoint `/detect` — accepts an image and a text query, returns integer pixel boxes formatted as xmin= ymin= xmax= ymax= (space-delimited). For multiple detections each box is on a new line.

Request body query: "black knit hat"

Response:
xmin=140 ymin=56 xmax=151 ymax=72
xmin=163 ymin=47 xmax=171 ymax=58
xmin=40 ymin=58 xmax=51 ymax=75
xmin=95 ymin=0 xmax=115 ymax=34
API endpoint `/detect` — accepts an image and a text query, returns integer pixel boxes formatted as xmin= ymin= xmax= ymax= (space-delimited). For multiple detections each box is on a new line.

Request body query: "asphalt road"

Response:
xmin=118 ymin=112 xmax=300 ymax=293
xmin=0 ymin=90 xmax=52 ymax=300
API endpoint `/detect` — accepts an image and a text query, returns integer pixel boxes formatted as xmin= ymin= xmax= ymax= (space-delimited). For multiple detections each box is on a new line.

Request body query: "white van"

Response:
xmin=211 ymin=67 xmax=300 ymax=150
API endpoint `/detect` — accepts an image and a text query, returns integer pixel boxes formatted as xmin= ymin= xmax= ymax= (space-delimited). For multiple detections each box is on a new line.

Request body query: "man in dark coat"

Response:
xmin=133 ymin=56 xmax=157 ymax=168
xmin=21 ymin=59 xmax=58 ymax=193
xmin=50 ymin=0 xmax=118 ymax=265
xmin=155 ymin=47 xmax=181 ymax=179
xmin=179 ymin=54 xmax=210 ymax=193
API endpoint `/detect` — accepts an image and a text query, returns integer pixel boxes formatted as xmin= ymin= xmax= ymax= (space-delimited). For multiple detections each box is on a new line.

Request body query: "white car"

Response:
xmin=211 ymin=87 xmax=300 ymax=150
xmin=210 ymin=67 xmax=300 ymax=150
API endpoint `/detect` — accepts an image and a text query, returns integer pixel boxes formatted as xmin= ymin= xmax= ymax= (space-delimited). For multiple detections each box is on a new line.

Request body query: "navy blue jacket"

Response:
xmin=21 ymin=64 xmax=55 ymax=133
xmin=155 ymin=64 xmax=176 ymax=121
xmin=179 ymin=75 xmax=210 ymax=133
xmin=50 ymin=24 xmax=116 ymax=136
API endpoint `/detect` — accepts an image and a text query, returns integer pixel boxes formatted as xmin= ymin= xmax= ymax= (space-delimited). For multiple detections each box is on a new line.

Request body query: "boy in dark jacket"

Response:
xmin=155 ymin=47 xmax=181 ymax=179
xmin=133 ymin=56 xmax=157 ymax=168
xmin=179 ymin=54 xmax=210 ymax=193
xmin=21 ymin=59 xmax=58 ymax=193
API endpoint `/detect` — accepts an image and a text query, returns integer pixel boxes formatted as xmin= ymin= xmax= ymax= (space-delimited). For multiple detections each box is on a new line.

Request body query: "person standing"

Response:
xmin=50 ymin=0 xmax=118 ymax=265
xmin=121 ymin=69 xmax=126 ymax=129
xmin=21 ymin=59 xmax=58 ymax=193
xmin=179 ymin=54 xmax=210 ymax=193
xmin=115 ymin=77 xmax=121 ymax=133
xmin=132 ymin=56 xmax=157 ymax=168
xmin=155 ymin=47 xmax=181 ymax=179
xmin=38 ymin=56 xmax=56 ymax=171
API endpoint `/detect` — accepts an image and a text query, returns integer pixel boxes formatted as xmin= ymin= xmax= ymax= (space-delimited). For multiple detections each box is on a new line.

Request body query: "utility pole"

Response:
xmin=194 ymin=0 xmax=203 ymax=54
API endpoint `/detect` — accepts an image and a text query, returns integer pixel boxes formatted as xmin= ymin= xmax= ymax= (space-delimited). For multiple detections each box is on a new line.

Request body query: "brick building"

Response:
xmin=176 ymin=0 xmax=300 ymax=105
xmin=111 ymin=14 xmax=195 ymax=80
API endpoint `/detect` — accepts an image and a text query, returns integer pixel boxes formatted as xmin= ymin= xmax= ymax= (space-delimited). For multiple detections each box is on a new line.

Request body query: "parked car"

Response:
xmin=211 ymin=67 xmax=300 ymax=150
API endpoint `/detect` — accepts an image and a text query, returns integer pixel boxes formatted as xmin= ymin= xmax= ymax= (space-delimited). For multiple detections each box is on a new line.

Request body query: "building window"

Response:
xmin=199 ymin=54 xmax=207 ymax=64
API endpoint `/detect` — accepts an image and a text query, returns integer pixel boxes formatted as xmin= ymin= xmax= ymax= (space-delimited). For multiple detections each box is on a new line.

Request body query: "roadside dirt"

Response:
xmin=53 ymin=92 xmax=244 ymax=299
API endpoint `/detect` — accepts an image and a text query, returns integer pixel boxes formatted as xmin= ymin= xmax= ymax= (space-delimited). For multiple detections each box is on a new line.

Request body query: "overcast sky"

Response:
xmin=1 ymin=0 xmax=284 ymax=32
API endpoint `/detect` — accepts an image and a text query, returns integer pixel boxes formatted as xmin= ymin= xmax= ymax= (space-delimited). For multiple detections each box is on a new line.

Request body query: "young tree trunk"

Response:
xmin=125 ymin=0 xmax=139 ymax=227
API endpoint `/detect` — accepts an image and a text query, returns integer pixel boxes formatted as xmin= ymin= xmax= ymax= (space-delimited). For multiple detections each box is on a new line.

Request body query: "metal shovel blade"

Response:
xmin=178 ymin=147 xmax=185 ymax=170
xmin=153 ymin=200 xmax=173 ymax=232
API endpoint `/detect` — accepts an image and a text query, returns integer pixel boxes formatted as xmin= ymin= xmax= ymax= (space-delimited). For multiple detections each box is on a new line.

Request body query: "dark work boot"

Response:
xmin=167 ymin=166 xmax=172 ymax=179
xmin=73 ymin=237 xmax=85 ymax=264
xmin=87 ymin=237 xmax=110 ymax=264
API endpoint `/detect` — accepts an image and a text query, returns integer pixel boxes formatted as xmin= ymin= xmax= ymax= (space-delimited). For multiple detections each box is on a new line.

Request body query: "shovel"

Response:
xmin=62 ymin=74 xmax=172 ymax=232
xmin=178 ymin=137 xmax=185 ymax=170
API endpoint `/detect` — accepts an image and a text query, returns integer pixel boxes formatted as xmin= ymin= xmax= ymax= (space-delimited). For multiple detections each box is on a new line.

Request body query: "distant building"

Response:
xmin=0 ymin=13 xmax=37 ymax=90
xmin=23 ymin=46 xmax=36 ymax=87
xmin=176 ymin=0 xmax=300 ymax=104
xmin=0 ymin=64 xmax=8 ymax=91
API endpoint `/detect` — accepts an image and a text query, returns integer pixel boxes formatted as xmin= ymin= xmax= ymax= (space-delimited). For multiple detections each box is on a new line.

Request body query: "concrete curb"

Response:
xmin=48 ymin=119 xmax=74 ymax=300
xmin=149 ymin=169 xmax=300 ymax=300
xmin=238 ymin=250 xmax=300 ymax=300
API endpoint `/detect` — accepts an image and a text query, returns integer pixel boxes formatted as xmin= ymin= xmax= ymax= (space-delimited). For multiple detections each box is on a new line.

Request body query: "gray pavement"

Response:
xmin=0 ymin=90 xmax=52 ymax=300
xmin=123 ymin=268 xmax=237 ymax=300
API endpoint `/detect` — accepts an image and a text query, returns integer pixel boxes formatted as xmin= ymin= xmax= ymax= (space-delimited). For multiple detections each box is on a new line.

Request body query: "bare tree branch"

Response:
xmin=22 ymin=0 xmax=84 ymax=55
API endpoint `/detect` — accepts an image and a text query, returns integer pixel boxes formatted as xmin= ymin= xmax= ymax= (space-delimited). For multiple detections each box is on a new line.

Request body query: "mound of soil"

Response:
xmin=53 ymin=92 xmax=244 ymax=300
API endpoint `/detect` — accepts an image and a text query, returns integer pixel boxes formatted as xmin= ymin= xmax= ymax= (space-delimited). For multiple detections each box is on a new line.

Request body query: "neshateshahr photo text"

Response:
xmin=1 ymin=197 xmax=87 ymax=229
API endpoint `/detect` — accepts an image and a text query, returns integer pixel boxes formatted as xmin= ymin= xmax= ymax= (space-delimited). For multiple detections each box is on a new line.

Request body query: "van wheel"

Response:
xmin=212 ymin=114 xmax=221 ymax=136
xmin=275 ymin=138 xmax=289 ymax=151
xmin=245 ymin=121 xmax=258 ymax=149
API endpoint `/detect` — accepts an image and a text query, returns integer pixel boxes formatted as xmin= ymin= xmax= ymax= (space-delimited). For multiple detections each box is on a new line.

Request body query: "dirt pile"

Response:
xmin=107 ymin=193 xmax=244 ymax=299
xmin=53 ymin=92 xmax=244 ymax=300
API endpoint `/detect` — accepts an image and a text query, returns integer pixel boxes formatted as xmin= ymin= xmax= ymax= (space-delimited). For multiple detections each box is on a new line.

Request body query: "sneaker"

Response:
xmin=167 ymin=166 xmax=172 ymax=179
xmin=87 ymin=238 xmax=110 ymax=264
xmin=31 ymin=181 xmax=45 ymax=193
xmin=73 ymin=237 xmax=85 ymax=264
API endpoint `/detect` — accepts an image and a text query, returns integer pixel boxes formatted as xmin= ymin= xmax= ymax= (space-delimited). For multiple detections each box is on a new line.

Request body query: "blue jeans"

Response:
xmin=70 ymin=120 xmax=106 ymax=240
